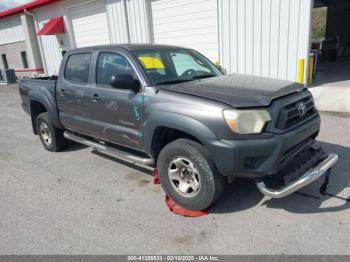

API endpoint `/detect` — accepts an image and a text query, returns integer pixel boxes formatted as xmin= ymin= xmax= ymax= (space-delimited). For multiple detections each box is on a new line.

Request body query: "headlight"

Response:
xmin=223 ymin=109 xmax=271 ymax=134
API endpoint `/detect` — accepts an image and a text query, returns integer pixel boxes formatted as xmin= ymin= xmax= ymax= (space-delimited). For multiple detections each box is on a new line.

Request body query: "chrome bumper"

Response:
xmin=256 ymin=153 xmax=338 ymax=198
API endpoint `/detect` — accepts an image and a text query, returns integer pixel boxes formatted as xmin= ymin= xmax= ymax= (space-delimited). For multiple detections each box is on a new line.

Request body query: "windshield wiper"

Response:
xmin=155 ymin=74 xmax=215 ymax=85
xmin=155 ymin=79 xmax=193 ymax=85
xmin=191 ymin=74 xmax=215 ymax=80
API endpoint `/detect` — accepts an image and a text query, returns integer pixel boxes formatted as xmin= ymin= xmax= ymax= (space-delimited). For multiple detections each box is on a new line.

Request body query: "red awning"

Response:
xmin=37 ymin=16 xmax=65 ymax=35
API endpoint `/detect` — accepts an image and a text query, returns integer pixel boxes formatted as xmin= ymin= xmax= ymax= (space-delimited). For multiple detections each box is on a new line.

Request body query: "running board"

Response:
xmin=63 ymin=131 xmax=154 ymax=166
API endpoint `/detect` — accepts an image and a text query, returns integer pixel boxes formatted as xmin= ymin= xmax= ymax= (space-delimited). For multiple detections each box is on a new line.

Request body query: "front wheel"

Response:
xmin=157 ymin=139 xmax=226 ymax=211
xmin=36 ymin=112 xmax=66 ymax=152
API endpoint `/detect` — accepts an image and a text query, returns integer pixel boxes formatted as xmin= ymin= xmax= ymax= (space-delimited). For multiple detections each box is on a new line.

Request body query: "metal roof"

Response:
xmin=0 ymin=0 xmax=61 ymax=19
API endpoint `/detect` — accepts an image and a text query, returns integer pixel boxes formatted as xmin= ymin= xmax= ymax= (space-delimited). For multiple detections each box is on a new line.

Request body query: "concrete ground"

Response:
xmin=310 ymin=57 xmax=350 ymax=113
xmin=0 ymin=84 xmax=349 ymax=255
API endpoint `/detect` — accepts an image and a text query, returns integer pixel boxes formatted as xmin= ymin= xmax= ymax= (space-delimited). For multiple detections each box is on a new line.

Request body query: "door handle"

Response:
xmin=59 ymin=89 xmax=67 ymax=96
xmin=92 ymin=94 xmax=100 ymax=102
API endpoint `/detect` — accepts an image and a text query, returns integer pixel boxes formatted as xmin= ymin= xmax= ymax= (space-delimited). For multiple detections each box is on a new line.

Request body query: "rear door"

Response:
xmin=89 ymin=51 xmax=144 ymax=150
xmin=56 ymin=52 xmax=94 ymax=135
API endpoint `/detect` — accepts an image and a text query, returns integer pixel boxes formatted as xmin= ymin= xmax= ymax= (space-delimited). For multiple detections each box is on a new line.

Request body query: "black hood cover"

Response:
xmin=160 ymin=74 xmax=305 ymax=108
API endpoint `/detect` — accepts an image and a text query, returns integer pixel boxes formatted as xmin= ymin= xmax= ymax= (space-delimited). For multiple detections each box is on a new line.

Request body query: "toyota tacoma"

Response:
xmin=19 ymin=44 xmax=338 ymax=210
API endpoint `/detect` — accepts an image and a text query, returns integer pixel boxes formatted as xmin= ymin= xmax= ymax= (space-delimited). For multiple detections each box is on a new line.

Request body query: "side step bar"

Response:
xmin=63 ymin=131 xmax=154 ymax=166
xmin=256 ymin=153 xmax=338 ymax=198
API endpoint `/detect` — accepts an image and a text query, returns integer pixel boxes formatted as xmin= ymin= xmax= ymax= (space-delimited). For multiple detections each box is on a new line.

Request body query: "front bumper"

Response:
xmin=208 ymin=114 xmax=322 ymax=178
xmin=206 ymin=114 xmax=338 ymax=198
xmin=256 ymin=153 xmax=338 ymax=198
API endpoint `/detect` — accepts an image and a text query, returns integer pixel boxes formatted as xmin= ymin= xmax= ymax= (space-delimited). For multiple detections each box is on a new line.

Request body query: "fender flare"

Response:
xmin=143 ymin=111 xmax=218 ymax=155
xmin=28 ymin=89 xmax=63 ymax=131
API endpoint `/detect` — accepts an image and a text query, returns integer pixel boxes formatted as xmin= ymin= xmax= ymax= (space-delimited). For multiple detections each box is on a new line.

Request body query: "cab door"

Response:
xmin=56 ymin=52 xmax=94 ymax=135
xmin=89 ymin=51 xmax=144 ymax=150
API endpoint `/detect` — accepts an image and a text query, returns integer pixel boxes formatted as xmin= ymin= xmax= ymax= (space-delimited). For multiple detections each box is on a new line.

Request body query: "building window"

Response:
xmin=20 ymin=51 xmax=29 ymax=69
xmin=1 ymin=54 xmax=9 ymax=69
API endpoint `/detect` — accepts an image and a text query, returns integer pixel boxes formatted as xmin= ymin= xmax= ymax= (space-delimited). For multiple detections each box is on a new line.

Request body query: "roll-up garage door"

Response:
xmin=151 ymin=0 xmax=219 ymax=62
xmin=69 ymin=0 xmax=110 ymax=48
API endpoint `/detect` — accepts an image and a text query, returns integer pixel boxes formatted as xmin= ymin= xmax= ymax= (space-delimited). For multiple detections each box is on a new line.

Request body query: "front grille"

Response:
xmin=276 ymin=96 xmax=316 ymax=130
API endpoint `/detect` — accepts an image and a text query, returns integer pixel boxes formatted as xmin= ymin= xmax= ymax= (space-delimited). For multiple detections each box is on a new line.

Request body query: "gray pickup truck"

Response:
xmin=19 ymin=44 xmax=338 ymax=210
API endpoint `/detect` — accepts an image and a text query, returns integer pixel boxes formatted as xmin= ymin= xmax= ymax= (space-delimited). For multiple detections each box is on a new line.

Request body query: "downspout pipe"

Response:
xmin=24 ymin=9 xmax=48 ymax=75
xmin=121 ymin=0 xmax=130 ymax=43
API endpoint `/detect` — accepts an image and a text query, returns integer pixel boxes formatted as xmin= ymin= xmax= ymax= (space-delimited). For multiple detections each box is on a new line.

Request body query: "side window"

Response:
xmin=64 ymin=53 xmax=91 ymax=84
xmin=20 ymin=51 xmax=29 ymax=69
xmin=96 ymin=52 xmax=135 ymax=86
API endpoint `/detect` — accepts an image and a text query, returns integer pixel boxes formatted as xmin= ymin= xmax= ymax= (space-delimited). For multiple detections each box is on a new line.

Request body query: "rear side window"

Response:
xmin=64 ymin=53 xmax=91 ymax=84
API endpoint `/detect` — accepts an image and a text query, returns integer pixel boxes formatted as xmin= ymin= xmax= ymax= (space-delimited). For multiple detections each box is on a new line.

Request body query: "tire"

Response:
xmin=36 ymin=112 xmax=66 ymax=152
xmin=157 ymin=138 xmax=226 ymax=211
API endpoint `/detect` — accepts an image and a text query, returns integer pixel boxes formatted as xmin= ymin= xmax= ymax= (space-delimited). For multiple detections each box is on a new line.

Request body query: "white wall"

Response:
xmin=126 ymin=0 xmax=151 ymax=43
xmin=219 ymin=0 xmax=313 ymax=84
xmin=68 ymin=0 xmax=110 ymax=47
xmin=34 ymin=2 xmax=69 ymax=75
xmin=31 ymin=0 xmax=314 ymax=82
xmin=150 ymin=0 xmax=219 ymax=61
xmin=0 ymin=16 xmax=25 ymax=45
xmin=106 ymin=0 xmax=129 ymax=43
xmin=32 ymin=0 xmax=152 ymax=75
xmin=34 ymin=0 xmax=108 ymax=75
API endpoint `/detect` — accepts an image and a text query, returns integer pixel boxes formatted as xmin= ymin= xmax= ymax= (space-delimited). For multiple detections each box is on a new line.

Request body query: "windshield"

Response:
xmin=131 ymin=48 xmax=223 ymax=86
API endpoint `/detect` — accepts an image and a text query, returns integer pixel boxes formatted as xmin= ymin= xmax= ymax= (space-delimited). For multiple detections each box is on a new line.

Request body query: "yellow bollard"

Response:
xmin=308 ymin=55 xmax=314 ymax=86
xmin=297 ymin=58 xmax=305 ymax=84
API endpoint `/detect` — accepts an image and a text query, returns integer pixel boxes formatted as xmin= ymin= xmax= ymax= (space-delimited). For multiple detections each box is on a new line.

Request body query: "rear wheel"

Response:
xmin=157 ymin=139 xmax=226 ymax=211
xmin=36 ymin=112 xmax=66 ymax=152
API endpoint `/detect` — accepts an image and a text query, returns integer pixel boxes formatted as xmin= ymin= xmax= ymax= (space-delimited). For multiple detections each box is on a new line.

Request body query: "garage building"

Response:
xmin=0 ymin=0 xmax=348 ymax=87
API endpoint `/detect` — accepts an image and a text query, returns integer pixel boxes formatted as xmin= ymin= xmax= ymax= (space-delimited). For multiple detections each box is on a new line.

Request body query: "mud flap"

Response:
xmin=319 ymin=169 xmax=331 ymax=196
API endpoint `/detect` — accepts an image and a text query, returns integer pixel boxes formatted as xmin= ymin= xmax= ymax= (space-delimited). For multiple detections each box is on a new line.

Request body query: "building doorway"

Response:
xmin=309 ymin=0 xmax=350 ymax=112
xmin=311 ymin=0 xmax=350 ymax=88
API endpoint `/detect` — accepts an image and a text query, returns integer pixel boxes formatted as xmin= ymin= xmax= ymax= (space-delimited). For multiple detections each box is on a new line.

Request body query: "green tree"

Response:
xmin=312 ymin=7 xmax=328 ymax=40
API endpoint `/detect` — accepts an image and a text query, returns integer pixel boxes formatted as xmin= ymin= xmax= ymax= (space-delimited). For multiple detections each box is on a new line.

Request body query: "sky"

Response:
xmin=0 ymin=0 xmax=32 ymax=12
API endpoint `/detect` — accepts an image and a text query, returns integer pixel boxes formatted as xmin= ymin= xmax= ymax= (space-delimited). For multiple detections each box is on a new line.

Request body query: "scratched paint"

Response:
xmin=105 ymin=100 xmax=118 ymax=111
xmin=119 ymin=120 xmax=136 ymax=127
xmin=74 ymin=90 xmax=85 ymax=102
xmin=122 ymin=134 xmax=139 ymax=145
xmin=133 ymin=106 xmax=141 ymax=121
xmin=136 ymin=131 xmax=143 ymax=138
xmin=136 ymin=95 xmax=143 ymax=103
xmin=102 ymin=126 xmax=110 ymax=137
xmin=76 ymin=90 xmax=84 ymax=98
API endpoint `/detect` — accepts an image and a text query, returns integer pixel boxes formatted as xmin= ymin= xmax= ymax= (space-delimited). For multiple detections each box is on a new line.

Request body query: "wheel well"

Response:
xmin=151 ymin=127 xmax=202 ymax=161
xmin=30 ymin=101 xmax=47 ymax=134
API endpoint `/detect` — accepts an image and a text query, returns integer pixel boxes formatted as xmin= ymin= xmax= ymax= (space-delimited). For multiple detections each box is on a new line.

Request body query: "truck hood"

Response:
xmin=159 ymin=74 xmax=305 ymax=108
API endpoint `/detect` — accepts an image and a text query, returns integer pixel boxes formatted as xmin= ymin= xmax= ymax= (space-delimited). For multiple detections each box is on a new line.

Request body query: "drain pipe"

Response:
xmin=121 ymin=0 xmax=130 ymax=43
xmin=24 ymin=9 xmax=48 ymax=75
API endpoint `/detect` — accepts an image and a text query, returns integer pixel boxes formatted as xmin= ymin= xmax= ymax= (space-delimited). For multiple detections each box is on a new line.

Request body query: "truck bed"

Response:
xmin=19 ymin=77 xmax=57 ymax=114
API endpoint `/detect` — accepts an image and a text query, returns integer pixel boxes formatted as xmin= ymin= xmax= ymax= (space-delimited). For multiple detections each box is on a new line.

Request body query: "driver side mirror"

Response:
xmin=215 ymin=64 xmax=228 ymax=75
xmin=110 ymin=74 xmax=140 ymax=92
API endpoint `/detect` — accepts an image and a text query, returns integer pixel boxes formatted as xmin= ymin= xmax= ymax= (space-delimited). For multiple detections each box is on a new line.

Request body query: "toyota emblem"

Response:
xmin=297 ymin=102 xmax=307 ymax=117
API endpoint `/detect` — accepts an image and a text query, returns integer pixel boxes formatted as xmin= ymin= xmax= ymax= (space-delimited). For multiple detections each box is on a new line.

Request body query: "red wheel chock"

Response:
xmin=165 ymin=195 xmax=210 ymax=217
xmin=152 ymin=169 xmax=210 ymax=217
xmin=152 ymin=168 xmax=160 ymax=184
